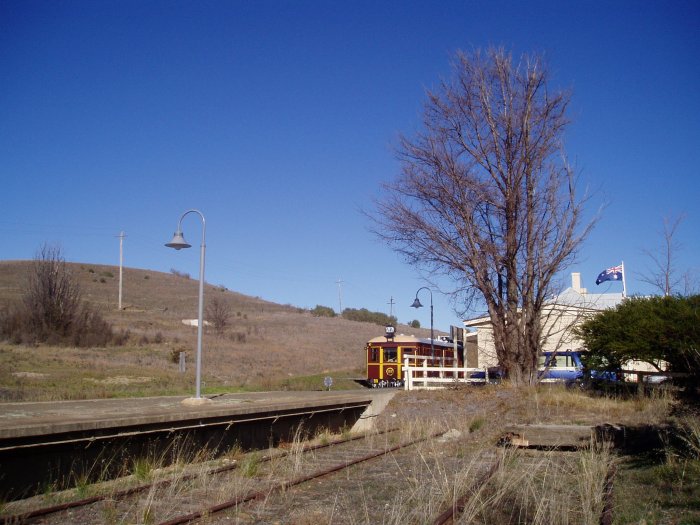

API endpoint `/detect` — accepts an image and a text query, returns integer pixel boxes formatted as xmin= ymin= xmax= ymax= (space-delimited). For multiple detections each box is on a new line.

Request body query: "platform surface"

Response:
xmin=0 ymin=390 xmax=378 ymax=440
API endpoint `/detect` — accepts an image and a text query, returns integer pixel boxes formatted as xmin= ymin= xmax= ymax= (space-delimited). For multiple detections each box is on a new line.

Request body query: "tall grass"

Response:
xmin=0 ymin=385 xmax=682 ymax=523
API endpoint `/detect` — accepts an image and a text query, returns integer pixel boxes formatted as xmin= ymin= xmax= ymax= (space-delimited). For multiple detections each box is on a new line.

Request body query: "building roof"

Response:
xmin=367 ymin=334 xmax=455 ymax=347
xmin=463 ymin=285 xmax=624 ymax=328
xmin=551 ymin=287 xmax=624 ymax=310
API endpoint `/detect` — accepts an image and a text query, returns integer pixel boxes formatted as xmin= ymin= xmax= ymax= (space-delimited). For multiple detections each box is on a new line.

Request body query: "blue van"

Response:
xmin=468 ymin=351 xmax=615 ymax=384
xmin=538 ymin=351 xmax=584 ymax=384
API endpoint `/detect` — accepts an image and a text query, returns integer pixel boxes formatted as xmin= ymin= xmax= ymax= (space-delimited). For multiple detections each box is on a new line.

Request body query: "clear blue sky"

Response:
xmin=1 ymin=0 xmax=699 ymax=331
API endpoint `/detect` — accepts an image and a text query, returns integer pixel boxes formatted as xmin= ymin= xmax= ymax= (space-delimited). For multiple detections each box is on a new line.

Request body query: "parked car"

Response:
xmin=468 ymin=351 xmax=615 ymax=385
xmin=538 ymin=351 xmax=584 ymax=385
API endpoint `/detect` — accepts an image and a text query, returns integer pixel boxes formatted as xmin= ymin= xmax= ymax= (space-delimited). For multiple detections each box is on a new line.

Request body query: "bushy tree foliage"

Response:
xmin=576 ymin=295 xmax=700 ymax=378
xmin=376 ymin=48 xmax=594 ymax=384
xmin=341 ymin=308 xmax=397 ymax=326
xmin=311 ymin=305 xmax=336 ymax=318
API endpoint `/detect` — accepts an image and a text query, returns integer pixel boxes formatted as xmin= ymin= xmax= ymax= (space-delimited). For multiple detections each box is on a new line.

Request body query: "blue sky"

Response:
xmin=1 ymin=0 xmax=699 ymax=331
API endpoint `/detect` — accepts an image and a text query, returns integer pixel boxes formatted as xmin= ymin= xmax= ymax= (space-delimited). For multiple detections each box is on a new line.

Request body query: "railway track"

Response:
xmin=2 ymin=427 xmax=443 ymax=524
xmin=2 ymin=427 xmax=617 ymax=525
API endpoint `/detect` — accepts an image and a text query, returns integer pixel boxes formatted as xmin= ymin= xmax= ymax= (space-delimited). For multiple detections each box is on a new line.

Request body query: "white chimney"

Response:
xmin=571 ymin=272 xmax=587 ymax=294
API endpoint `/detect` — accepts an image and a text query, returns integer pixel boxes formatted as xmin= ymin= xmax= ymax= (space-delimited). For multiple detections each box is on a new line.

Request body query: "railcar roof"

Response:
xmin=367 ymin=334 xmax=454 ymax=347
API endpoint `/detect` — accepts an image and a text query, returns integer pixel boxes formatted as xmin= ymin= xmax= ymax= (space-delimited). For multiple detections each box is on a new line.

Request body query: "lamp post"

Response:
xmin=165 ymin=209 xmax=210 ymax=405
xmin=410 ymin=287 xmax=434 ymax=362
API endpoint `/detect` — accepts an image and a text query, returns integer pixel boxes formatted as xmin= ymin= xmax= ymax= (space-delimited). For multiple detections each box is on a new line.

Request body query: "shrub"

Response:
xmin=0 ymin=244 xmax=118 ymax=347
xmin=341 ymin=308 xmax=397 ymax=326
xmin=311 ymin=305 xmax=336 ymax=318
xmin=112 ymin=329 xmax=130 ymax=346
xmin=229 ymin=332 xmax=246 ymax=343
xmin=24 ymin=244 xmax=82 ymax=339
xmin=206 ymin=297 xmax=231 ymax=334
xmin=409 ymin=319 xmax=421 ymax=328
xmin=577 ymin=295 xmax=700 ymax=380
xmin=170 ymin=268 xmax=191 ymax=279
xmin=170 ymin=347 xmax=188 ymax=364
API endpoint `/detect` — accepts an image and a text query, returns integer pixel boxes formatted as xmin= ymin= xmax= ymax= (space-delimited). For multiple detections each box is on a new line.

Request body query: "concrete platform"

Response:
xmin=0 ymin=390 xmax=379 ymax=443
xmin=0 ymin=390 xmax=393 ymax=499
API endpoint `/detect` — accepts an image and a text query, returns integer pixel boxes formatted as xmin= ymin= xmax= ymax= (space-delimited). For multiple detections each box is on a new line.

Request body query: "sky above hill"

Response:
xmin=1 ymin=0 xmax=699 ymax=331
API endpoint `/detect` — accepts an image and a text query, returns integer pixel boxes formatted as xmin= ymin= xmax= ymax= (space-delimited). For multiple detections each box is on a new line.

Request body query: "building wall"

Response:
xmin=468 ymin=306 xmax=614 ymax=368
xmin=464 ymin=275 xmax=624 ymax=371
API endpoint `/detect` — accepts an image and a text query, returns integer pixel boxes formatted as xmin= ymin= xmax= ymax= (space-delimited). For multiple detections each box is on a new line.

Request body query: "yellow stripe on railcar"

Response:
xmin=365 ymin=331 xmax=460 ymax=388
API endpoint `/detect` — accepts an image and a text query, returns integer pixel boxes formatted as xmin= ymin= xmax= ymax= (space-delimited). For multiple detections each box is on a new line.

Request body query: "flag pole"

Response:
xmin=621 ymin=260 xmax=627 ymax=298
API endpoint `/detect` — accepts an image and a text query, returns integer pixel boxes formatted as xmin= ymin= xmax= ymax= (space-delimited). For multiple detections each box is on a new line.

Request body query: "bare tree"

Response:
xmin=24 ymin=244 xmax=83 ymax=341
xmin=639 ymin=213 xmax=686 ymax=296
xmin=206 ymin=296 xmax=232 ymax=335
xmin=375 ymin=48 xmax=595 ymax=385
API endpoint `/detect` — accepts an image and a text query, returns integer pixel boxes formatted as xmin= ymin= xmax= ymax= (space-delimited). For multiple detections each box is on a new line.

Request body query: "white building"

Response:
xmin=463 ymin=273 xmax=624 ymax=368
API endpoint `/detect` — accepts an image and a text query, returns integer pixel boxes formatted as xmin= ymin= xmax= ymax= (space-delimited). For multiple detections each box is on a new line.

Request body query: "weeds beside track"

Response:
xmin=3 ymin=427 xmax=430 ymax=525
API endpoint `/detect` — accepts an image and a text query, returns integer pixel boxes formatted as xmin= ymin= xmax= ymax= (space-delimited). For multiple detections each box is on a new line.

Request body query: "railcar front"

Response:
xmin=365 ymin=334 xmax=457 ymax=388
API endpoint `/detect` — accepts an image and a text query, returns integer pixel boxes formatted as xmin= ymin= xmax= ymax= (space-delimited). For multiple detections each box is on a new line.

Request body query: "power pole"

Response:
xmin=117 ymin=231 xmax=126 ymax=310
xmin=387 ymin=296 xmax=395 ymax=318
xmin=336 ymin=278 xmax=344 ymax=314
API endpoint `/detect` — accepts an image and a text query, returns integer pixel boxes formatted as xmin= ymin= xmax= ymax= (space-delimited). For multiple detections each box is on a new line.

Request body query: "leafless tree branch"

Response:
xmin=374 ymin=48 xmax=596 ymax=384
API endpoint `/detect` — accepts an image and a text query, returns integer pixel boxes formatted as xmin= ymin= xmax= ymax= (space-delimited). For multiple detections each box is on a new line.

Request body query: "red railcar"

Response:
xmin=365 ymin=333 xmax=461 ymax=388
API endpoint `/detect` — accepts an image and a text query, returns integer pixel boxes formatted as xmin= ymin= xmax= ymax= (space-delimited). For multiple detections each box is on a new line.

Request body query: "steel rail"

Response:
xmin=0 ymin=427 xmax=398 ymax=525
xmin=157 ymin=429 xmax=446 ymax=525
xmin=431 ymin=457 xmax=502 ymax=525
xmin=432 ymin=453 xmax=618 ymax=525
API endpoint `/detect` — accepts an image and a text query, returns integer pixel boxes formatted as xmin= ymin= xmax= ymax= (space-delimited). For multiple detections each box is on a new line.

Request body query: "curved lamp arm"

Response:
xmin=165 ymin=209 xmax=207 ymax=401
xmin=411 ymin=287 xmax=434 ymax=360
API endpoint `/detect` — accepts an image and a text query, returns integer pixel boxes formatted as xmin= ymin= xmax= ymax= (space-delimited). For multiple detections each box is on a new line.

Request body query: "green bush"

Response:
xmin=311 ymin=305 xmax=336 ymax=318
xmin=577 ymin=295 xmax=700 ymax=379
xmin=341 ymin=308 xmax=397 ymax=326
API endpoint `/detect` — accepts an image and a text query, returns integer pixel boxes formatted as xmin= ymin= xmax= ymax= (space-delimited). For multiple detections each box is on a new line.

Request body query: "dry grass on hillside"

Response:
xmin=0 ymin=261 xmax=434 ymax=400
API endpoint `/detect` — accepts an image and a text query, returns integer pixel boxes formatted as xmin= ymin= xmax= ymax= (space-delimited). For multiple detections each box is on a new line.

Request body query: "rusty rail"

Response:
xmin=158 ymin=429 xmax=445 ymax=525
xmin=0 ymin=428 xmax=399 ymax=525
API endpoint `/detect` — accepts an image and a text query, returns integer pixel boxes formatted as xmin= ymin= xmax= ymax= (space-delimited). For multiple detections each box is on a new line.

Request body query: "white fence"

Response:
xmin=402 ymin=355 xmax=489 ymax=390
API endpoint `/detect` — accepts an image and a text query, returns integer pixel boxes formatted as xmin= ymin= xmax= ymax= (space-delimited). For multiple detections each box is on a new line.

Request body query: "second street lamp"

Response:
xmin=165 ymin=209 xmax=210 ymax=405
xmin=411 ymin=287 xmax=434 ymax=362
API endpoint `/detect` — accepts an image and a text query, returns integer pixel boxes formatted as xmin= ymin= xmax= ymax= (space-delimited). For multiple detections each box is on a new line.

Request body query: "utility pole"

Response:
xmin=336 ymin=278 xmax=344 ymax=315
xmin=387 ymin=296 xmax=395 ymax=318
xmin=117 ymin=231 xmax=126 ymax=310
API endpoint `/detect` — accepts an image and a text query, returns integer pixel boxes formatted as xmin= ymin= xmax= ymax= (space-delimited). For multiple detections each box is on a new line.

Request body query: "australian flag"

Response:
xmin=596 ymin=265 xmax=623 ymax=285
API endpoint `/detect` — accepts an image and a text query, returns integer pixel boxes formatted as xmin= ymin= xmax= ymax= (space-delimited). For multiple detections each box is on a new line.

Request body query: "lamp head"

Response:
xmin=165 ymin=231 xmax=191 ymax=250
xmin=410 ymin=297 xmax=423 ymax=309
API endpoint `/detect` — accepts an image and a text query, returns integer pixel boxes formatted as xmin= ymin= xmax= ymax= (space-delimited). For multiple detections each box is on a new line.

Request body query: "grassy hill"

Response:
xmin=0 ymin=260 xmax=434 ymax=401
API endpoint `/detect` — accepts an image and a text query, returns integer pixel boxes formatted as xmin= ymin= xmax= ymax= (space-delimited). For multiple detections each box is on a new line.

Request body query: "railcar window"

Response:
xmin=384 ymin=348 xmax=397 ymax=362
xmin=368 ymin=347 xmax=380 ymax=363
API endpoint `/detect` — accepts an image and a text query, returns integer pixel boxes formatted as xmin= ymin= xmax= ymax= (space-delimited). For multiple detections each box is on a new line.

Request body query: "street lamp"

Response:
xmin=410 ymin=287 xmax=434 ymax=362
xmin=165 ymin=209 xmax=211 ymax=405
